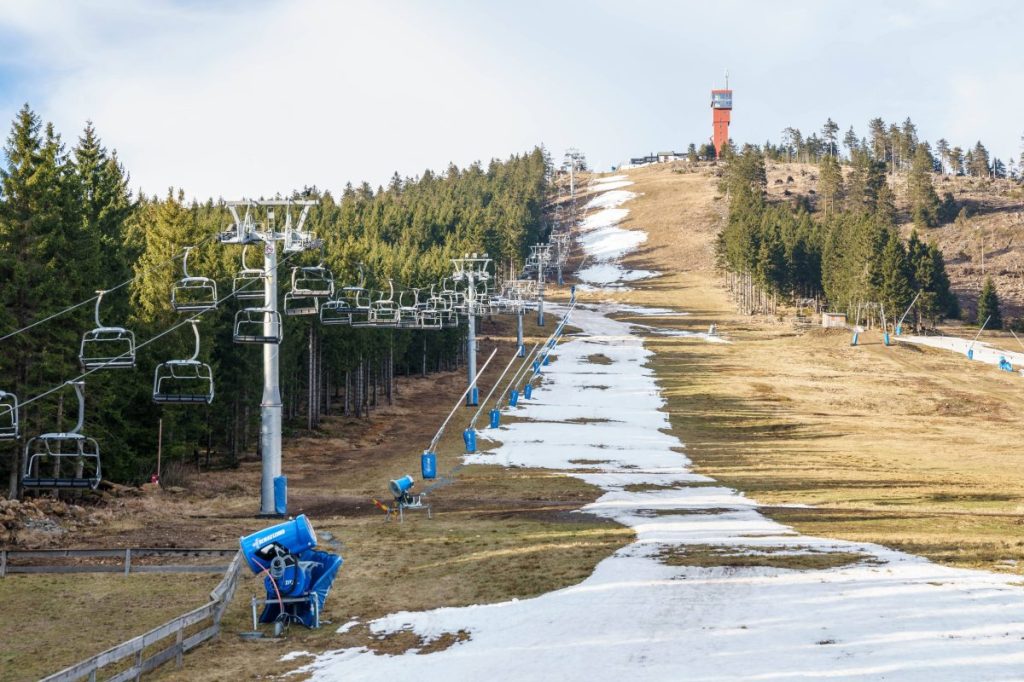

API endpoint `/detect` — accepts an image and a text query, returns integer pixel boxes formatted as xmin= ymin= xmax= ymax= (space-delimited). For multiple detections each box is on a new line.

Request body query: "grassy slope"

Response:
xmin=607 ymin=161 xmax=1024 ymax=577
xmin=0 ymin=573 xmax=220 ymax=682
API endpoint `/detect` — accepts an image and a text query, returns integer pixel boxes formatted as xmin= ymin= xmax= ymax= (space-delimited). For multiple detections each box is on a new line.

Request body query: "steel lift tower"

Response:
xmin=220 ymin=199 xmax=318 ymax=517
xmin=452 ymin=253 xmax=492 ymax=406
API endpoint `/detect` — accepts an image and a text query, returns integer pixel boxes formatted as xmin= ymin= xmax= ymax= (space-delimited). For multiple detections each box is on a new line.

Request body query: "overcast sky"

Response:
xmin=0 ymin=0 xmax=1020 ymax=198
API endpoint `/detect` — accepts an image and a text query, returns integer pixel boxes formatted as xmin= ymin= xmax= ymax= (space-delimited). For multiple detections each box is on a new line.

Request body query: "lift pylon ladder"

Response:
xmin=152 ymin=320 xmax=215 ymax=404
xmin=0 ymin=390 xmax=18 ymax=440
xmin=171 ymin=246 xmax=218 ymax=312
xmin=79 ymin=290 xmax=136 ymax=370
xmin=22 ymin=381 xmax=101 ymax=490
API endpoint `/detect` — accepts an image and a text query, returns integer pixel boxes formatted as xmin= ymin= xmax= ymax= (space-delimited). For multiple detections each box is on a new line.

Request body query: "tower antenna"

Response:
xmin=725 ymin=68 xmax=729 ymax=90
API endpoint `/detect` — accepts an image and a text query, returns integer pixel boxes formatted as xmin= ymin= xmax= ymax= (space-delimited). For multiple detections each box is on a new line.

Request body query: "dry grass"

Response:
xmin=657 ymin=544 xmax=875 ymax=571
xmin=613 ymin=163 xmax=1024 ymax=576
xmin=0 ymin=573 xmax=219 ymax=682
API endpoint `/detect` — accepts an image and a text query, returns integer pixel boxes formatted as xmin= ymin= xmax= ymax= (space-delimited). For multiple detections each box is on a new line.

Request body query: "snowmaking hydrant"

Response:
xmin=239 ymin=514 xmax=343 ymax=635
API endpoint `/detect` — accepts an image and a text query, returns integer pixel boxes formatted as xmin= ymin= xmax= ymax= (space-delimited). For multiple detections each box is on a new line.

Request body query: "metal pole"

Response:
xmin=466 ymin=304 xmax=477 ymax=406
xmin=260 ymin=238 xmax=282 ymax=517
xmin=516 ymin=311 xmax=525 ymax=357
xmin=429 ymin=347 xmax=498 ymax=452
xmin=537 ymin=261 xmax=545 ymax=327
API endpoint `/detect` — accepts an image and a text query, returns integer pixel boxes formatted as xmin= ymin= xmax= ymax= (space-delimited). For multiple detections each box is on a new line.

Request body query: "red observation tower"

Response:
xmin=711 ymin=78 xmax=732 ymax=157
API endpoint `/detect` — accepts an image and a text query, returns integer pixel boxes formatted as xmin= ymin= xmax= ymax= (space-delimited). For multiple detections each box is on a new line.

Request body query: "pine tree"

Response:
xmin=968 ymin=141 xmax=991 ymax=177
xmin=977 ymin=277 xmax=1002 ymax=329
xmin=878 ymin=229 xmax=913 ymax=320
xmin=821 ymin=118 xmax=840 ymax=157
xmin=909 ymin=144 xmax=941 ymax=227
xmin=818 ymin=155 xmax=843 ymax=214
xmin=843 ymin=126 xmax=859 ymax=159
xmin=935 ymin=138 xmax=951 ymax=174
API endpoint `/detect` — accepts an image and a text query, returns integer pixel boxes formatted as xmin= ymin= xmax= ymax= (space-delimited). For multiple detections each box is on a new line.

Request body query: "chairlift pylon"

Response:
xmin=171 ymin=246 xmax=218 ymax=312
xmin=22 ymin=381 xmax=101 ymax=490
xmin=152 ymin=320 xmax=215 ymax=405
xmin=0 ymin=390 xmax=18 ymax=440
xmin=79 ymin=290 xmax=136 ymax=370
xmin=234 ymin=307 xmax=283 ymax=344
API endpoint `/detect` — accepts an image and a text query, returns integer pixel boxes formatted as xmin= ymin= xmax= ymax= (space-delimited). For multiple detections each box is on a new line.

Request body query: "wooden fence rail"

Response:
xmin=38 ymin=550 xmax=244 ymax=682
xmin=0 ymin=548 xmax=236 ymax=577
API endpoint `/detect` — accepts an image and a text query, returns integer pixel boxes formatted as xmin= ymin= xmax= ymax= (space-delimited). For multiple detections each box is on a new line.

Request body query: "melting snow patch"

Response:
xmin=336 ymin=619 xmax=360 ymax=634
xmin=280 ymin=651 xmax=314 ymax=662
xmin=296 ymin=306 xmax=1024 ymax=682
xmin=584 ymin=189 xmax=638 ymax=210
xmin=899 ymin=334 xmax=1024 ymax=371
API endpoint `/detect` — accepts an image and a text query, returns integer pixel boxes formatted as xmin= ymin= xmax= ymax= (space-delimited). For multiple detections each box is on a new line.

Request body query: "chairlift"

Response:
xmin=279 ymin=201 xmax=318 ymax=253
xmin=0 ymin=391 xmax=18 ymax=440
xmin=152 ymin=321 xmax=214 ymax=404
xmin=79 ymin=290 xmax=136 ymax=370
xmin=290 ymin=264 xmax=335 ymax=298
xmin=234 ymin=307 xmax=283 ymax=344
xmin=352 ymin=281 xmax=400 ymax=328
xmin=171 ymin=246 xmax=218 ymax=312
xmin=22 ymin=381 xmax=101 ymax=490
xmin=233 ymin=245 xmax=267 ymax=300
xmin=283 ymin=291 xmax=320 ymax=316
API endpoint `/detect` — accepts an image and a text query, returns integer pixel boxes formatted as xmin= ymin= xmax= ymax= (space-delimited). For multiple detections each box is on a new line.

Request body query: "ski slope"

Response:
xmin=292 ymin=178 xmax=1024 ymax=681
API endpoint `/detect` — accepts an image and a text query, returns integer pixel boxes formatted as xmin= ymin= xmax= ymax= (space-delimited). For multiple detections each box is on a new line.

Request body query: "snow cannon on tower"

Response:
xmin=239 ymin=514 xmax=342 ymax=632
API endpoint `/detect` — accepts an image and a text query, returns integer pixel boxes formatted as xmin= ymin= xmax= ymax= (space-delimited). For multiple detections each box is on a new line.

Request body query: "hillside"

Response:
xmin=761 ymin=160 xmax=1024 ymax=320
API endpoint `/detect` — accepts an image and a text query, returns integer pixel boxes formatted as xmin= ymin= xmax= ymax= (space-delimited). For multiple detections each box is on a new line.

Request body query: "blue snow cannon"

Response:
xmin=239 ymin=514 xmax=342 ymax=630
xmin=509 ymin=389 xmax=519 ymax=407
xmin=883 ymin=332 xmax=890 ymax=346
xmin=533 ymin=360 xmax=541 ymax=375
xmin=524 ymin=384 xmax=533 ymax=400
xmin=851 ymin=332 xmax=859 ymax=346
xmin=543 ymin=354 xmax=550 ymax=366
xmin=967 ymin=348 xmax=974 ymax=360
xmin=463 ymin=427 xmax=477 ymax=453
xmin=389 ymin=475 xmax=415 ymax=498
xmin=489 ymin=408 xmax=500 ymax=428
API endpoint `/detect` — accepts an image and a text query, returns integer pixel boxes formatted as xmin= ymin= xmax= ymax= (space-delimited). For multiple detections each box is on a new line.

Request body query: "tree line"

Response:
xmin=716 ymin=147 xmax=960 ymax=327
xmin=0 ymin=104 xmax=552 ymax=492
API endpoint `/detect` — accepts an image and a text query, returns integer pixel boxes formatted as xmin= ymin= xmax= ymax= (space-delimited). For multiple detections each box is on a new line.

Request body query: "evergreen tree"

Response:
xmin=909 ymin=144 xmax=940 ymax=227
xmin=878 ymin=229 xmax=913 ymax=319
xmin=817 ymin=155 xmax=843 ymax=214
xmin=821 ymin=118 xmax=840 ymax=157
xmin=977 ymin=276 xmax=1002 ymax=329
xmin=968 ymin=141 xmax=991 ymax=177
xmin=935 ymin=138 xmax=951 ymax=174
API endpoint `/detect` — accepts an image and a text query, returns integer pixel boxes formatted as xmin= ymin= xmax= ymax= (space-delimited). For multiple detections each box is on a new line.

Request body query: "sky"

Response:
xmin=0 ymin=0 xmax=1020 ymax=199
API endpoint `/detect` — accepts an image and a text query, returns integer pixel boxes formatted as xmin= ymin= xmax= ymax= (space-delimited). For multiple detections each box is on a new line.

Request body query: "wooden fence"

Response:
xmin=0 ymin=547 xmax=236 ymax=577
xmin=37 ymin=550 xmax=244 ymax=682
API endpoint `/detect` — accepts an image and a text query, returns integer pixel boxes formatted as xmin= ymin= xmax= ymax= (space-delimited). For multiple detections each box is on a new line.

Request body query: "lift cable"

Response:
xmin=0 ymin=232 xmax=218 ymax=344
xmin=18 ymin=247 xmax=302 ymax=410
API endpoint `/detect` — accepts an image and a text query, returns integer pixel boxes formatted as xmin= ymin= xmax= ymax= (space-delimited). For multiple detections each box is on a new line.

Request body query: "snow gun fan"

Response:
xmin=373 ymin=475 xmax=431 ymax=522
xmin=239 ymin=514 xmax=343 ymax=635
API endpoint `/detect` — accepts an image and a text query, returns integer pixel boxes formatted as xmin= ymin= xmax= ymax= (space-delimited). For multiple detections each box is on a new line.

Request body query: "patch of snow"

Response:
xmin=899 ymin=334 xmax=1024 ymax=371
xmin=297 ymin=306 xmax=1024 ymax=681
xmin=584 ymin=189 xmax=637 ymax=210
xmin=631 ymin=322 xmax=730 ymax=344
xmin=591 ymin=174 xmax=628 ymax=184
xmin=336 ymin=619 xmax=360 ymax=634
xmin=580 ymin=208 xmax=629 ymax=232
xmin=612 ymin=304 xmax=690 ymax=317
xmin=280 ymin=651 xmax=313 ymax=662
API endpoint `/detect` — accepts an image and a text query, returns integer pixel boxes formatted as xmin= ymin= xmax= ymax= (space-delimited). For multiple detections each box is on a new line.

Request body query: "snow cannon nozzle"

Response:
xmin=389 ymin=475 xmax=415 ymax=500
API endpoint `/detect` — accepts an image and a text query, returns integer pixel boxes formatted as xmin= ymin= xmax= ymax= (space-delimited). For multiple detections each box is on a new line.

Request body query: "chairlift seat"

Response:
xmin=284 ymin=292 xmax=320 ymax=317
xmin=172 ymin=276 xmax=219 ymax=312
xmin=0 ymin=391 xmax=18 ymax=440
xmin=80 ymin=326 xmax=136 ymax=370
xmin=22 ymin=432 xmax=101 ymax=490
xmin=290 ymin=266 xmax=335 ymax=298
xmin=234 ymin=307 xmax=283 ymax=344
xmin=233 ymin=270 xmax=267 ymax=300
xmin=153 ymin=359 xmax=215 ymax=404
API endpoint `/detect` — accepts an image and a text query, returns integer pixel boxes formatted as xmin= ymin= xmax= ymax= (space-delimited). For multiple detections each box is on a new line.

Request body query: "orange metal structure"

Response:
xmin=711 ymin=88 xmax=732 ymax=156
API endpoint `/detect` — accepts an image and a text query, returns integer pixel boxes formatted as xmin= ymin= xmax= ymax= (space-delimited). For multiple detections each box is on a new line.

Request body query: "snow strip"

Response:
xmin=899 ymin=334 xmax=1024 ymax=372
xmin=575 ymin=184 xmax=659 ymax=290
xmin=295 ymin=305 xmax=1024 ymax=681
xmin=591 ymin=174 xmax=628 ymax=184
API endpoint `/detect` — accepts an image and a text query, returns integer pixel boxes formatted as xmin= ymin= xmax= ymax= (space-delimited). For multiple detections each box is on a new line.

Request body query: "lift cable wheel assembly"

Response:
xmin=78 ymin=289 xmax=136 ymax=370
xmin=22 ymin=381 xmax=101 ymax=490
